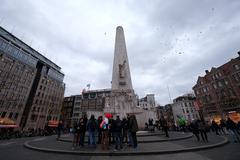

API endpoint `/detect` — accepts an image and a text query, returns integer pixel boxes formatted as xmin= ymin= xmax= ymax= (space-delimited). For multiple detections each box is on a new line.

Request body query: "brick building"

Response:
xmin=193 ymin=52 xmax=240 ymax=123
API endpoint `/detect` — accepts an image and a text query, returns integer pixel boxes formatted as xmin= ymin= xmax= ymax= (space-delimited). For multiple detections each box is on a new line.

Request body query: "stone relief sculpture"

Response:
xmin=119 ymin=60 xmax=126 ymax=78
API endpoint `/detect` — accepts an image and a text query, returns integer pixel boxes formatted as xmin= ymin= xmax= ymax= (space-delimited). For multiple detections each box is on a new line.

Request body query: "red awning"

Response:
xmin=0 ymin=118 xmax=16 ymax=125
xmin=48 ymin=120 xmax=59 ymax=127
xmin=0 ymin=124 xmax=18 ymax=128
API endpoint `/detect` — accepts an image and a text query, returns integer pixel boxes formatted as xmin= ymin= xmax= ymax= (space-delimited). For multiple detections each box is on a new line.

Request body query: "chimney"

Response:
xmin=205 ymin=70 xmax=209 ymax=74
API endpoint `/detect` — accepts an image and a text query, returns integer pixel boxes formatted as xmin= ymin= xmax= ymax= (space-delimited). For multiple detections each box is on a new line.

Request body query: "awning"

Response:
xmin=0 ymin=118 xmax=16 ymax=125
xmin=48 ymin=120 xmax=59 ymax=127
xmin=0 ymin=124 xmax=18 ymax=128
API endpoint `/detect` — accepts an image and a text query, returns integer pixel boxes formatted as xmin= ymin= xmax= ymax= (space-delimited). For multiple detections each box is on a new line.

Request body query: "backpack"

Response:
xmin=89 ymin=120 xmax=97 ymax=131
xmin=116 ymin=119 xmax=122 ymax=128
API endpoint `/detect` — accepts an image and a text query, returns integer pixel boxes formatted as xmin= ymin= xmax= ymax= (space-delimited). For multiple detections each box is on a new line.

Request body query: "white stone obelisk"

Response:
xmin=104 ymin=26 xmax=157 ymax=129
xmin=105 ymin=26 xmax=136 ymax=118
xmin=111 ymin=26 xmax=133 ymax=91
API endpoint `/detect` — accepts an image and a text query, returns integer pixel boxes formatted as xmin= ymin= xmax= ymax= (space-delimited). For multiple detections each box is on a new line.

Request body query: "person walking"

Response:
xmin=226 ymin=117 xmax=240 ymax=143
xmin=211 ymin=120 xmax=220 ymax=135
xmin=87 ymin=115 xmax=98 ymax=147
xmin=190 ymin=120 xmax=200 ymax=141
xmin=198 ymin=120 xmax=208 ymax=142
xmin=129 ymin=114 xmax=139 ymax=149
xmin=57 ymin=120 xmax=63 ymax=140
xmin=220 ymin=119 xmax=227 ymax=135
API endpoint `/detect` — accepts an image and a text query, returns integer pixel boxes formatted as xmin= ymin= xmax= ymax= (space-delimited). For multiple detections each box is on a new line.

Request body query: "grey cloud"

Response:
xmin=1 ymin=0 xmax=240 ymax=105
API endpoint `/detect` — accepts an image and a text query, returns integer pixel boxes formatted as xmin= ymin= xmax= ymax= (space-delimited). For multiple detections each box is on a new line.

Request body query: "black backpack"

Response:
xmin=89 ymin=120 xmax=97 ymax=131
xmin=115 ymin=119 xmax=122 ymax=130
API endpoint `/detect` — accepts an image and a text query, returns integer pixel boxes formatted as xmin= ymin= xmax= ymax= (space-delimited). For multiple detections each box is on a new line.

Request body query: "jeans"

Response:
xmin=131 ymin=132 xmax=138 ymax=148
xmin=88 ymin=130 xmax=96 ymax=146
xmin=79 ymin=132 xmax=85 ymax=146
xmin=128 ymin=131 xmax=133 ymax=146
xmin=114 ymin=132 xmax=122 ymax=149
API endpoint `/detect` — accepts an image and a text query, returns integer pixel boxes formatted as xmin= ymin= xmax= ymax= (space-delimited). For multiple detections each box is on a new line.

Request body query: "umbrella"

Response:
xmin=104 ymin=113 xmax=112 ymax=119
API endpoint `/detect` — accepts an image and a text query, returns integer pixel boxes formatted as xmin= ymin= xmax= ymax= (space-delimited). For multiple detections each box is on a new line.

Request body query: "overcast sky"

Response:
xmin=1 ymin=0 xmax=240 ymax=105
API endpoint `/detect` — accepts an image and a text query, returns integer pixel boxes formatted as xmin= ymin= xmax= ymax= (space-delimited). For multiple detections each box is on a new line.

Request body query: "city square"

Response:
xmin=1 ymin=0 xmax=240 ymax=160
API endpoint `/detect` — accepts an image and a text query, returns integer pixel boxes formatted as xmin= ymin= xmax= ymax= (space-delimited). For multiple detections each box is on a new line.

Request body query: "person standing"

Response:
xmin=127 ymin=114 xmax=133 ymax=146
xmin=122 ymin=117 xmax=128 ymax=144
xmin=82 ymin=114 xmax=88 ymax=145
xmin=108 ymin=118 xmax=115 ymax=144
xmin=87 ymin=115 xmax=98 ymax=147
xmin=129 ymin=114 xmax=139 ymax=149
xmin=211 ymin=120 xmax=220 ymax=135
xmin=161 ymin=117 xmax=169 ymax=137
xmin=97 ymin=116 xmax=103 ymax=144
xmin=114 ymin=116 xmax=123 ymax=151
xmin=72 ymin=122 xmax=79 ymax=149
xmin=79 ymin=118 xmax=86 ymax=147
xmin=100 ymin=116 xmax=110 ymax=150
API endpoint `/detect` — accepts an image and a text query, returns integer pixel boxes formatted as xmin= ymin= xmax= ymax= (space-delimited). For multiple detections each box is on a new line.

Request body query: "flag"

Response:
xmin=82 ymin=88 xmax=86 ymax=93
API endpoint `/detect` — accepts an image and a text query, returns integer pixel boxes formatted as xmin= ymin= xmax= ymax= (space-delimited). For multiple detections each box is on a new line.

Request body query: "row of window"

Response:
xmin=196 ymin=79 xmax=230 ymax=95
xmin=0 ymin=111 xmax=19 ymax=120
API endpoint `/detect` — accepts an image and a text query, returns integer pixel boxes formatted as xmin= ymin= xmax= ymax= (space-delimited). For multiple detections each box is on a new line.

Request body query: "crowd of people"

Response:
xmin=144 ymin=116 xmax=240 ymax=144
xmin=189 ymin=117 xmax=240 ymax=143
xmin=71 ymin=113 xmax=139 ymax=151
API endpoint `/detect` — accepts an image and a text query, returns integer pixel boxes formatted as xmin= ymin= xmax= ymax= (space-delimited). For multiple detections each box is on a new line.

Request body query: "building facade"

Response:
xmin=172 ymin=94 xmax=200 ymax=123
xmin=138 ymin=94 xmax=156 ymax=110
xmin=193 ymin=53 xmax=240 ymax=123
xmin=156 ymin=104 xmax=174 ymax=126
xmin=0 ymin=26 xmax=65 ymax=130
xmin=61 ymin=96 xmax=75 ymax=129
xmin=62 ymin=89 xmax=111 ymax=127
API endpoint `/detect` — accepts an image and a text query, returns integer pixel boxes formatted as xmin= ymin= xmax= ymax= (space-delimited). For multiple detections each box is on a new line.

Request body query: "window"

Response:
xmin=30 ymin=114 xmax=37 ymax=121
xmin=8 ymin=112 xmax=13 ymax=118
xmin=213 ymin=83 xmax=217 ymax=89
xmin=203 ymin=88 xmax=207 ymax=92
xmin=234 ymin=64 xmax=240 ymax=70
xmin=225 ymin=80 xmax=229 ymax=85
xmin=1 ymin=112 xmax=6 ymax=118
xmin=218 ymin=81 xmax=223 ymax=87
xmin=196 ymin=90 xmax=200 ymax=95
xmin=14 ymin=113 xmax=18 ymax=120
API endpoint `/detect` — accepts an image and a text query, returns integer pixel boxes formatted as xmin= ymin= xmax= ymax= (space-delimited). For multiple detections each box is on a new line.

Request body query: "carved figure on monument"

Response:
xmin=119 ymin=60 xmax=126 ymax=78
